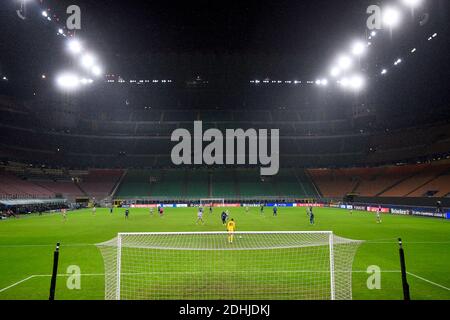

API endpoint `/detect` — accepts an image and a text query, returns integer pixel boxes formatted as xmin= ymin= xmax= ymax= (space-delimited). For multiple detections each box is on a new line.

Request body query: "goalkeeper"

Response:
xmin=227 ymin=218 xmax=236 ymax=244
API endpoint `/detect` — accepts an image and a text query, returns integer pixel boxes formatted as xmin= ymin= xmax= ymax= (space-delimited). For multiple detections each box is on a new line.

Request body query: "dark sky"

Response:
xmin=0 ymin=0 xmax=448 ymax=91
xmin=0 ymin=0 xmax=376 ymax=74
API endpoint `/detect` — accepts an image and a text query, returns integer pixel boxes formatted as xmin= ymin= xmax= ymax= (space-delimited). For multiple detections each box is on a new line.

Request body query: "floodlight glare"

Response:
xmin=383 ymin=7 xmax=402 ymax=28
xmin=68 ymin=39 xmax=83 ymax=54
xmin=351 ymin=41 xmax=366 ymax=56
xmin=330 ymin=67 xmax=341 ymax=78
xmin=321 ymin=79 xmax=328 ymax=86
xmin=350 ymin=75 xmax=364 ymax=90
xmin=80 ymin=78 xmax=94 ymax=85
xmin=56 ymin=72 xmax=80 ymax=90
xmin=92 ymin=66 xmax=103 ymax=77
xmin=370 ymin=31 xmax=377 ymax=37
xmin=339 ymin=77 xmax=350 ymax=88
xmin=402 ymin=0 xmax=423 ymax=8
xmin=81 ymin=53 xmax=96 ymax=68
xmin=381 ymin=69 xmax=388 ymax=75
xmin=42 ymin=11 xmax=48 ymax=17
xmin=338 ymin=55 xmax=352 ymax=70
xmin=58 ymin=28 xmax=64 ymax=35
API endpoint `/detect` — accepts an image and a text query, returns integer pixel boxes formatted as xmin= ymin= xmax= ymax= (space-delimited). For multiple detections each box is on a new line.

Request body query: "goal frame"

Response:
xmin=199 ymin=198 xmax=225 ymax=207
xmin=114 ymin=231 xmax=336 ymax=301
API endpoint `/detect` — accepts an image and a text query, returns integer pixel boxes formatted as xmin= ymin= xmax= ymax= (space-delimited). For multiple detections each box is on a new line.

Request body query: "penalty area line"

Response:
xmin=407 ymin=272 xmax=450 ymax=292
xmin=0 ymin=275 xmax=37 ymax=293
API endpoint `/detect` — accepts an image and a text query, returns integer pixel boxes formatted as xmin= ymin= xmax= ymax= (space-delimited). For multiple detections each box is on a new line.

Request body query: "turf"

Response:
xmin=0 ymin=207 xmax=449 ymax=300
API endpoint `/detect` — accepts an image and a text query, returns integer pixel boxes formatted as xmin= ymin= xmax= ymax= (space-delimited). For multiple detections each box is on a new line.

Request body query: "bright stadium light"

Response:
xmin=381 ymin=69 xmax=388 ymax=75
xmin=402 ymin=0 xmax=423 ymax=9
xmin=338 ymin=55 xmax=353 ymax=70
xmin=383 ymin=7 xmax=402 ymax=28
xmin=68 ymin=39 xmax=83 ymax=54
xmin=330 ymin=67 xmax=341 ymax=78
xmin=58 ymin=28 xmax=64 ymax=35
xmin=351 ymin=41 xmax=366 ymax=56
xmin=56 ymin=72 xmax=80 ymax=91
xmin=370 ymin=31 xmax=377 ymax=37
xmin=81 ymin=53 xmax=96 ymax=68
xmin=321 ymin=78 xmax=328 ymax=86
xmin=92 ymin=66 xmax=103 ymax=77
xmin=350 ymin=75 xmax=365 ymax=91
xmin=80 ymin=78 xmax=94 ymax=85
xmin=42 ymin=11 xmax=48 ymax=17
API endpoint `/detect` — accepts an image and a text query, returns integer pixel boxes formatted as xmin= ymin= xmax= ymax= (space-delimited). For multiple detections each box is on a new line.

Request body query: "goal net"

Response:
xmin=97 ymin=232 xmax=363 ymax=300
xmin=200 ymin=198 xmax=225 ymax=207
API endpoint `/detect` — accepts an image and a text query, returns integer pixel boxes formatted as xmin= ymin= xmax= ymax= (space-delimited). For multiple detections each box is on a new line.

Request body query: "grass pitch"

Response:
xmin=0 ymin=207 xmax=449 ymax=300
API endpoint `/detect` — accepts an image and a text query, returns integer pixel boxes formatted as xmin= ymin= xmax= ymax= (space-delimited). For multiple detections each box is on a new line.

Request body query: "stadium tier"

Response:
xmin=77 ymin=169 xmax=124 ymax=200
xmin=114 ymin=168 xmax=319 ymax=200
xmin=309 ymin=161 xmax=450 ymax=199
xmin=0 ymin=163 xmax=123 ymax=201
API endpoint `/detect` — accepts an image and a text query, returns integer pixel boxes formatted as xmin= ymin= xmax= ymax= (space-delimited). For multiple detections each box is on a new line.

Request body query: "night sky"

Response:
xmin=0 ymin=0 xmax=449 ymax=116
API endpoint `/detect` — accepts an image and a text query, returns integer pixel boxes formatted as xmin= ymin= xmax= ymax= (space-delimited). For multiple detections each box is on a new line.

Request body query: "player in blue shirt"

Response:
xmin=221 ymin=211 xmax=229 ymax=225
xmin=273 ymin=205 xmax=278 ymax=216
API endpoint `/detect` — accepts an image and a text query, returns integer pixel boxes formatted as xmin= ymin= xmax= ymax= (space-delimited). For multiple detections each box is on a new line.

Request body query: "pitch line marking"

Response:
xmin=2 ymin=271 xmax=449 ymax=294
xmin=0 ymin=275 xmax=36 ymax=293
xmin=0 ymin=270 xmax=402 ymax=293
xmin=407 ymin=272 xmax=450 ymax=292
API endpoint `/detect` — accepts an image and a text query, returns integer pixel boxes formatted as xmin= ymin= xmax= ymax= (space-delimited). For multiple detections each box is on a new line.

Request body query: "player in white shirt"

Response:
xmin=196 ymin=207 xmax=205 ymax=225
xmin=376 ymin=206 xmax=382 ymax=224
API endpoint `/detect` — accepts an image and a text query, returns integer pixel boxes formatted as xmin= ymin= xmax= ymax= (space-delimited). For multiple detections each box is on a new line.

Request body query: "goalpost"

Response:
xmin=97 ymin=232 xmax=363 ymax=300
xmin=200 ymin=198 xmax=225 ymax=207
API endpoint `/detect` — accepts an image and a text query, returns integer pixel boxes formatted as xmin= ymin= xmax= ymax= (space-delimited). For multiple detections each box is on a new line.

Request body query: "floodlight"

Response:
xmin=338 ymin=55 xmax=352 ymax=70
xmin=351 ymin=41 xmax=366 ymax=56
xmin=80 ymin=78 xmax=93 ymax=85
xmin=81 ymin=53 xmax=96 ymax=68
xmin=56 ymin=72 xmax=80 ymax=90
xmin=381 ymin=69 xmax=388 ymax=75
xmin=383 ymin=7 xmax=402 ymax=28
xmin=68 ymin=39 xmax=83 ymax=54
xmin=321 ymin=79 xmax=328 ymax=86
xmin=394 ymin=58 xmax=402 ymax=66
xmin=330 ymin=67 xmax=341 ymax=78
xmin=350 ymin=75 xmax=364 ymax=90
xmin=92 ymin=66 xmax=103 ymax=77
xmin=370 ymin=31 xmax=377 ymax=37
xmin=58 ymin=28 xmax=64 ymax=35
xmin=42 ymin=11 xmax=48 ymax=17
xmin=402 ymin=0 xmax=423 ymax=8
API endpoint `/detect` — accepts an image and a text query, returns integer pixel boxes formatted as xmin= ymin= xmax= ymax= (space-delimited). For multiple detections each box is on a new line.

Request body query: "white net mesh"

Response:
xmin=97 ymin=232 xmax=362 ymax=300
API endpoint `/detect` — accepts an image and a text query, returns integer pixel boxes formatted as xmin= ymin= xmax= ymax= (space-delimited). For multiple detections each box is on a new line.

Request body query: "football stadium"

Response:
xmin=0 ymin=0 xmax=449 ymax=303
